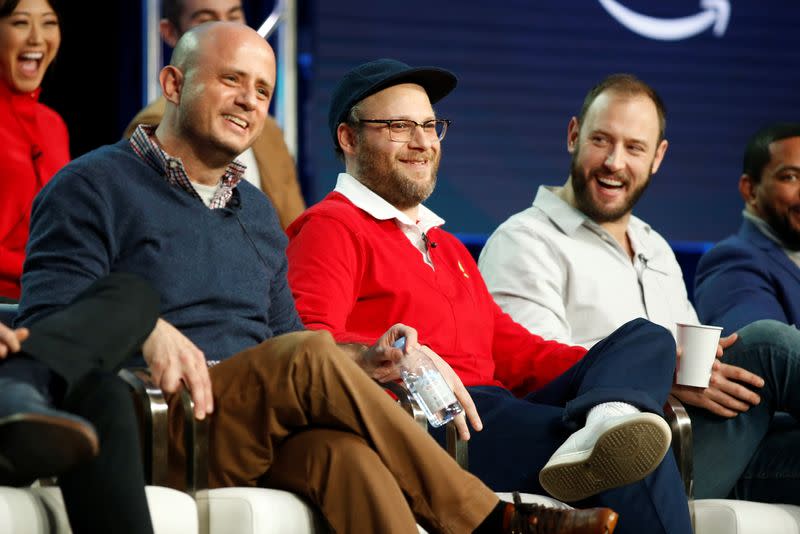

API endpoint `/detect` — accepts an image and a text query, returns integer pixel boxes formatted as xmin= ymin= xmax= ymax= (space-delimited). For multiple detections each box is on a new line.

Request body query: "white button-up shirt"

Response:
xmin=238 ymin=147 xmax=263 ymax=191
xmin=334 ymin=173 xmax=445 ymax=268
xmin=478 ymin=186 xmax=698 ymax=348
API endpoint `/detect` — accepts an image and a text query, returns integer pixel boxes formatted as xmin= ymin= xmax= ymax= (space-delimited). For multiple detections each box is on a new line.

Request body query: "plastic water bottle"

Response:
xmin=392 ymin=337 xmax=463 ymax=427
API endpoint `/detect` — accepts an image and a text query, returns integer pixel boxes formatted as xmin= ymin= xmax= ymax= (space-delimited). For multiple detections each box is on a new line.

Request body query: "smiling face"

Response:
xmin=0 ymin=0 xmax=60 ymax=93
xmin=341 ymin=83 xmax=441 ymax=211
xmin=743 ymin=136 xmax=800 ymax=249
xmin=567 ymin=90 xmax=667 ymax=223
xmin=170 ymin=24 xmax=275 ymax=164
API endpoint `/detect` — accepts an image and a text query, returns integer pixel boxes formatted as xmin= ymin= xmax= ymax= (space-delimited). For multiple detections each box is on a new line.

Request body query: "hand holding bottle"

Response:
xmin=364 ymin=324 xmax=482 ymax=439
xmin=393 ymin=337 xmax=464 ymax=427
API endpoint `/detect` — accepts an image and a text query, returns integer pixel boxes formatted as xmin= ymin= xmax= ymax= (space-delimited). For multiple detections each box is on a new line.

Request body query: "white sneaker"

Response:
xmin=539 ymin=412 xmax=672 ymax=502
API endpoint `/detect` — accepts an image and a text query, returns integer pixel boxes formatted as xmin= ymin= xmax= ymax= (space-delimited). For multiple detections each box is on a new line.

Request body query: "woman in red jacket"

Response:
xmin=0 ymin=0 xmax=67 ymax=301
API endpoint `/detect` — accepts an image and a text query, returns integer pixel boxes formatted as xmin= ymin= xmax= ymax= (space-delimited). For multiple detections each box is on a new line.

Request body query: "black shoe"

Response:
xmin=0 ymin=379 xmax=98 ymax=486
xmin=503 ymin=492 xmax=619 ymax=534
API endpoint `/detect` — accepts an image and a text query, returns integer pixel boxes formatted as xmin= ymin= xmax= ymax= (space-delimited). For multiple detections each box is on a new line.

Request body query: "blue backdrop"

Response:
xmin=305 ymin=0 xmax=800 ymax=242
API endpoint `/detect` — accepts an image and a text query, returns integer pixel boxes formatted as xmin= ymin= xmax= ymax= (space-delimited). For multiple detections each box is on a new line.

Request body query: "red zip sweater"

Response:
xmin=0 ymin=81 xmax=69 ymax=299
xmin=286 ymin=192 xmax=587 ymax=395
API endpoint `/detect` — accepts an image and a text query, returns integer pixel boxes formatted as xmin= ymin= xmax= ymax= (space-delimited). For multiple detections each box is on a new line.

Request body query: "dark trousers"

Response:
xmin=431 ymin=318 xmax=693 ymax=534
xmin=0 ymin=273 xmax=159 ymax=534
xmin=688 ymin=319 xmax=800 ymax=501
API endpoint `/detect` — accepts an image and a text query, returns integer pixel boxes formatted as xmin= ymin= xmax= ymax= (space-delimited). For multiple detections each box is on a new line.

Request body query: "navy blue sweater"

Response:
xmin=18 ymin=140 xmax=303 ymax=362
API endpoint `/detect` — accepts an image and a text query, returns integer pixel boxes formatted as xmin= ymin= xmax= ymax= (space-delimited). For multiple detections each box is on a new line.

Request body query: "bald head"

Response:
xmin=169 ymin=21 xmax=273 ymax=79
xmin=155 ymin=21 xmax=277 ymax=179
xmin=169 ymin=22 xmax=202 ymax=72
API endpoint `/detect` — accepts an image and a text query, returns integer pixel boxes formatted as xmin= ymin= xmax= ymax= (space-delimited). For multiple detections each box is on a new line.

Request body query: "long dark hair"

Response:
xmin=0 ymin=0 xmax=60 ymax=18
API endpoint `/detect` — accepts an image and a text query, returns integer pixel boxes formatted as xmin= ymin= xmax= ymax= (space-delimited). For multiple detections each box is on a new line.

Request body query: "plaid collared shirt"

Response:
xmin=129 ymin=124 xmax=245 ymax=209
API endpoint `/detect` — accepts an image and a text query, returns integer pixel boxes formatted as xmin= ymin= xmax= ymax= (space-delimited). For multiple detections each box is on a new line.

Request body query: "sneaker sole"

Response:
xmin=539 ymin=414 xmax=671 ymax=502
xmin=0 ymin=413 xmax=99 ymax=486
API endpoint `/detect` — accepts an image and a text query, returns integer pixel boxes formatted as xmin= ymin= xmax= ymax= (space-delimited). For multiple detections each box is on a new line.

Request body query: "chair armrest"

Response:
xmin=181 ymin=388 xmax=209 ymax=494
xmin=118 ymin=367 xmax=208 ymax=493
xmin=179 ymin=370 xmax=213 ymax=534
xmin=664 ymin=394 xmax=693 ymax=499
xmin=382 ymin=381 xmax=428 ymax=428
xmin=380 ymin=380 xmax=468 ymax=469
xmin=118 ymin=368 xmax=170 ymax=486
xmin=445 ymin=421 xmax=468 ymax=469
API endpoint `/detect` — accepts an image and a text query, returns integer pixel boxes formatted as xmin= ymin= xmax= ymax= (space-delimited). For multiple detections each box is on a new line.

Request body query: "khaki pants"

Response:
xmin=167 ymin=330 xmax=497 ymax=533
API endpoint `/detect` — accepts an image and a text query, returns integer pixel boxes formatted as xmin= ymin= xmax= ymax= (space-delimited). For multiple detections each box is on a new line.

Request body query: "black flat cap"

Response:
xmin=328 ymin=58 xmax=457 ymax=148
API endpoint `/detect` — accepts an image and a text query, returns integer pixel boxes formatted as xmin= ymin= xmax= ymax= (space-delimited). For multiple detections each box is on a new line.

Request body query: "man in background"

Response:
xmin=695 ymin=123 xmax=800 ymax=332
xmin=124 ymin=0 xmax=305 ymax=229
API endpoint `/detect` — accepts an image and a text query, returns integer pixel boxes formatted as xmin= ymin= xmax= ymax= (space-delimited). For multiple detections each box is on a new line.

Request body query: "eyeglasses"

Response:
xmin=354 ymin=119 xmax=451 ymax=142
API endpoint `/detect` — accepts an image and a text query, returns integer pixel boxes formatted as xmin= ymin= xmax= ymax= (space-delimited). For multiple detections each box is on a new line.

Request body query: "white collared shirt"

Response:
xmin=334 ymin=173 xmax=445 ymax=268
xmin=478 ymin=185 xmax=698 ymax=348
xmin=238 ymin=147 xmax=263 ymax=191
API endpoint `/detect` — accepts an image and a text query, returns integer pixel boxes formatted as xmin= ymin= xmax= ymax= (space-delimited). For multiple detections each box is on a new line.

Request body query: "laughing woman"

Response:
xmin=0 ymin=0 xmax=66 ymax=301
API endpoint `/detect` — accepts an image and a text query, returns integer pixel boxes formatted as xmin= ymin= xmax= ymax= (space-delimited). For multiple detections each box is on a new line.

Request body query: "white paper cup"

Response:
xmin=675 ymin=323 xmax=723 ymax=387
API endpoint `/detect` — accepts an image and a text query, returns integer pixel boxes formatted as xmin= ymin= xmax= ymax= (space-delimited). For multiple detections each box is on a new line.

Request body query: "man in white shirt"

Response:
xmin=479 ymin=74 xmax=800 ymax=502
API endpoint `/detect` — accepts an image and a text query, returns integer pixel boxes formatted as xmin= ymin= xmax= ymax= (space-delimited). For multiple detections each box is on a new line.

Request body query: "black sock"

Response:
xmin=473 ymin=501 xmax=508 ymax=533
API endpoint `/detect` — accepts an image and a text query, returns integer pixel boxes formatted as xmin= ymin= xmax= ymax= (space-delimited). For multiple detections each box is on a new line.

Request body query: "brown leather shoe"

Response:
xmin=504 ymin=492 xmax=618 ymax=534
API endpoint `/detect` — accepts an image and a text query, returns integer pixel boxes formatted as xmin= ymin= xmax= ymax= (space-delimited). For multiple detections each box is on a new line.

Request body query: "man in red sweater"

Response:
xmin=286 ymin=59 xmax=692 ymax=534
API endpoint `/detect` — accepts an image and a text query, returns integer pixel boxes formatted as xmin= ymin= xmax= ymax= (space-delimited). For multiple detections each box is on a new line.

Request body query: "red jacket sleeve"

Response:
xmin=0 ymin=146 xmax=34 ymax=282
xmin=0 ymin=247 xmax=24 ymax=283
xmin=491 ymin=297 xmax=587 ymax=395
xmin=0 ymin=100 xmax=69 ymax=291
xmin=287 ymin=213 xmax=375 ymax=345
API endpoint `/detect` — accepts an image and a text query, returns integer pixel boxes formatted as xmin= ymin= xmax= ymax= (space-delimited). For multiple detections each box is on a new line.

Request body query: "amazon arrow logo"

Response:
xmin=598 ymin=0 xmax=730 ymax=41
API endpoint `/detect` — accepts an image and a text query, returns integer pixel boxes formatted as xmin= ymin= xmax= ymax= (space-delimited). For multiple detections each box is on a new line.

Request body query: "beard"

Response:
xmin=353 ymin=140 xmax=440 ymax=211
xmin=570 ymin=146 xmax=652 ymax=223
xmin=759 ymin=200 xmax=800 ymax=250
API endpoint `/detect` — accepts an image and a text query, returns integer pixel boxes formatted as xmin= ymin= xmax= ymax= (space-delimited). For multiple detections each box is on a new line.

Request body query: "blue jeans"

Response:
xmin=689 ymin=319 xmax=800 ymax=502
xmin=431 ymin=318 xmax=692 ymax=534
